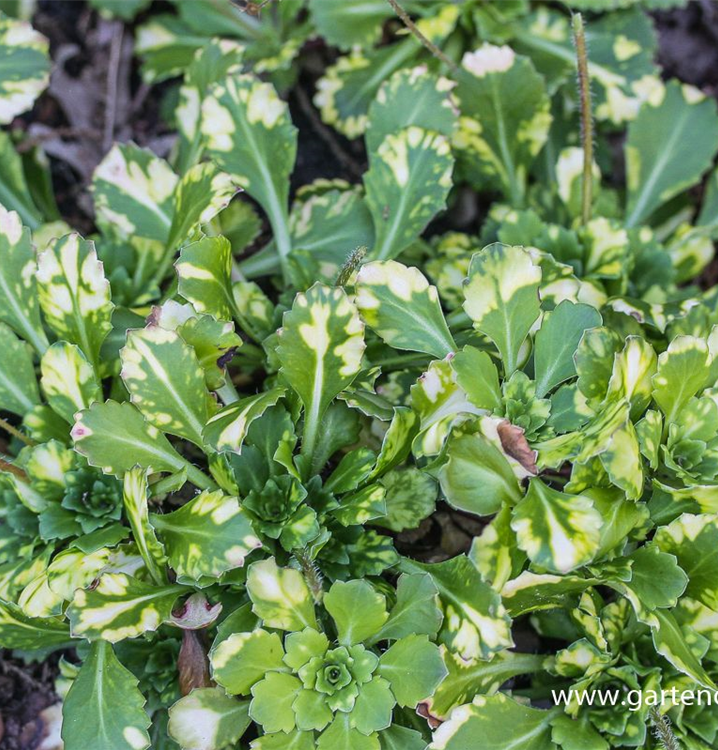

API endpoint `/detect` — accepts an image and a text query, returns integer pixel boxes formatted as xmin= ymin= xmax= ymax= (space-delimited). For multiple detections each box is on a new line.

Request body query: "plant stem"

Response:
xmin=296 ymin=549 xmax=324 ymax=604
xmin=0 ymin=455 xmax=28 ymax=481
xmin=572 ymin=13 xmax=594 ymax=226
xmin=0 ymin=417 xmax=35 ymax=446
xmin=216 ymin=380 xmax=240 ymax=405
xmin=182 ymin=461 xmax=217 ymax=492
xmin=649 ymin=708 xmax=680 ymax=750
xmin=385 ymin=0 xmax=458 ymax=72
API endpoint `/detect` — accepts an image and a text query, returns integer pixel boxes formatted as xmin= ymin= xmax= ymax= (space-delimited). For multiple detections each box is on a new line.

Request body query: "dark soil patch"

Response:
xmin=0 ymin=654 xmax=59 ymax=750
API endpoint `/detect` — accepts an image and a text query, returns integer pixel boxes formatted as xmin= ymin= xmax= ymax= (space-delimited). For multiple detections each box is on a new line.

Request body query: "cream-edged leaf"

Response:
xmin=37 ymin=233 xmax=113 ymax=370
xmin=355 ymin=260 xmax=455 ymax=358
xmin=121 ymin=325 xmax=213 ymax=447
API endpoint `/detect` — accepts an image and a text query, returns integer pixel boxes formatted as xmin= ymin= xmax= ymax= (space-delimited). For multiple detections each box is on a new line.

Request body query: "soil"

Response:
xmin=0 ymin=656 xmax=60 ymax=750
xmin=3 ymin=1 xmax=718 ymax=747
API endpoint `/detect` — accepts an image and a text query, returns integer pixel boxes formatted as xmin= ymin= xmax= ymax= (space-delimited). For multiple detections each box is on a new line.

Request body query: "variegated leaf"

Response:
xmin=72 ymin=400 xmax=212 ymax=489
xmin=364 ymin=126 xmax=453 ymax=261
xmin=355 ymin=260 xmax=455 ymax=358
xmin=0 ymin=13 xmax=49 ymax=124
xmin=365 ymin=66 xmax=457 ymax=153
xmin=246 ymin=558 xmax=317 ymax=631
xmin=168 ymin=688 xmax=251 ymax=750
xmin=202 ymin=74 xmax=297 ymax=277
xmin=411 ymin=358 xmax=484 ymax=457
xmin=37 ymin=233 xmax=113 ymax=370
xmin=0 ymin=598 xmax=71 ymax=649
xmin=654 ymin=513 xmax=718 ymax=611
xmin=123 ymin=468 xmax=166 ymax=586
xmin=401 ymin=556 xmax=513 ymax=661
xmin=454 ymin=44 xmax=551 ymax=204
xmin=67 ymin=572 xmax=183 ymax=642
xmin=0 ymin=322 xmax=39 ymax=415
xmin=40 ymin=341 xmax=101 ymax=423
xmin=238 ymin=180 xmax=373 ymax=281
xmin=511 ymin=479 xmax=602 ymax=574
xmin=203 ymin=388 xmax=287 ymax=454
xmin=652 ymin=335 xmax=711 ymax=425
xmin=93 ymin=143 xmax=177 ymax=244
xmin=277 ymin=284 xmax=364 ymax=470
xmin=120 ymin=325 xmax=213 ymax=447
xmin=463 ymin=244 xmax=541 ymax=376
xmin=62 ymin=641 xmax=151 ymax=750
xmin=625 ymin=81 xmax=718 ymax=227
xmin=176 ymin=236 xmax=236 ymax=321
xmin=429 ymin=693 xmax=554 ymax=750
xmin=150 ymin=490 xmax=261 ymax=583
xmin=0 ymin=204 xmax=49 ymax=352
xmin=165 ymin=161 xmax=236 ymax=252
xmin=176 ymin=40 xmax=245 ymax=173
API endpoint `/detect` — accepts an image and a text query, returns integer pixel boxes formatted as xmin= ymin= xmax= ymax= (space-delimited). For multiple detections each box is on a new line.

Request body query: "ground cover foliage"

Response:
xmin=2 ymin=0 xmax=718 ymax=748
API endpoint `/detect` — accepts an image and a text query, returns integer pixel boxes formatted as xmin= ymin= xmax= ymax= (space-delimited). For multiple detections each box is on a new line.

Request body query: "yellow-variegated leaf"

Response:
xmin=120 ymin=325 xmax=213 ymax=447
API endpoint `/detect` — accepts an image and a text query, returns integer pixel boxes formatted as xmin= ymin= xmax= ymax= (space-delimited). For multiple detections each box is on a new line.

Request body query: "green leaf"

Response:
xmin=246 ymin=558 xmax=317 ymax=631
xmin=308 ymin=0 xmax=390 ymax=48
xmin=619 ymin=544 xmax=687 ymax=613
xmin=439 ymin=431 xmax=523 ymax=517
xmin=62 ymin=641 xmax=150 ymax=750
xmin=654 ymin=513 xmax=718 ymax=611
xmin=203 ymin=388 xmax=287 ymax=454
xmin=534 ymin=301 xmax=602 ymax=397
xmin=202 ymin=74 xmax=296 ymax=276
xmin=0 ymin=13 xmax=49 ymax=124
xmin=366 ymin=66 xmax=457 ymax=153
xmin=454 ymin=45 xmax=551 ymax=204
xmin=324 ymin=579 xmax=388 ymax=646
xmin=469 ymin=505 xmax=526 ymax=590
xmin=376 ymin=466 xmax=437 ymax=533
xmin=401 ymin=556 xmax=513 ymax=661
xmin=451 ymin=347 xmax=502 ymax=412
xmin=277 ymin=284 xmax=364 ymax=468
xmin=123 ymin=468 xmax=166 ymax=586
xmin=121 ymin=325 xmax=212 ymax=447
xmin=151 ymin=490 xmax=260 ymax=582
xmin=317 ymin=712 xmax=380 ymax=750
xmin=251 ymin=731 xmax=314 ymax=750
xmin=211 ymin=629 xmax=285 ymax=696
xmin=429 ymin=693 xmax=556 ymax=750
xmin=0 ymin=322 xmax=39 ymax=415
xmin=379 ymin=726 xmax=426 ymax=750
xmin=0 ymin=205 xmax=49 ymax=352
xmin=463 ymin=244 xmax=541 ymax=376
xmin=37 ymin=233 xmax=113 ymax=369
xmin=370 ymin=573 xmax=442 ymax=643
xmin=364 ymin=126 xmax=453 ymax=261
xmin=511 ymin=479 xmax=602 ymax=574
xmin=377 ymin=634 xmax=446 ymax=708
xmin=67 ymin=573 xmax=182 ymax=642
xmin=72 ymin=400 xmax=190 ymax=479
xmin=250 ymin=671 xmax=301 ymax=733
xmin=168 ymin=688 xmax=251 ymax=750
xmin=0 ymin=131 xmax=43 ymax=228
xmin=355 ymin=260 xmax=455 ymax=358
xmin=651 ymin=335 xmax=710 ymax=425
xmin=625 ymin=81 xmax=718 ymax=227
xmin=0 ymin=598 xmax=71 ymax=649
xmin=40 ymin=341 xmax=101 ymax=423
